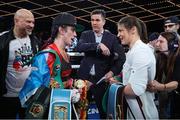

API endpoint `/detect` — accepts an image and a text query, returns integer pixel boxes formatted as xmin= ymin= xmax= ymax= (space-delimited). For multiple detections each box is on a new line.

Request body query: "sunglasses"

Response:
xmin=164 ymin=24 xmax=176 ymax=29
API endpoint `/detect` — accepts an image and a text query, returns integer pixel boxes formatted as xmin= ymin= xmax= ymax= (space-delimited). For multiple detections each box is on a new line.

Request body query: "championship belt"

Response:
xmin=48 ymin=89 xmax=72 ymax=119
xmin=25 ymin=86 xmax=51 ymax=119
xmin=107 ymin=83 xmax=125 ymax=119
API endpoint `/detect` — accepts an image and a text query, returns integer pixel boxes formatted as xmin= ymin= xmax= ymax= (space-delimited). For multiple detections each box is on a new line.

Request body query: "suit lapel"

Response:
xmin=90 ymin=30 xmax=96 ymax=43
xmin=101 ymin=30 xmax=107 ymax=43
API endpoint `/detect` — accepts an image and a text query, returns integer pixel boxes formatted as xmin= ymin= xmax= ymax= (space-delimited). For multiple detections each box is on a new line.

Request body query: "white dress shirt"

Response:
xmin=123 ymin=40 xmax=159 ymax=119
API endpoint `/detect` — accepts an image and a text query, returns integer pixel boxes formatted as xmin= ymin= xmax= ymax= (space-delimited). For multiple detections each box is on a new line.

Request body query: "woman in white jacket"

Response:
xmin=116 ymin=16 xmax=159 ymax=119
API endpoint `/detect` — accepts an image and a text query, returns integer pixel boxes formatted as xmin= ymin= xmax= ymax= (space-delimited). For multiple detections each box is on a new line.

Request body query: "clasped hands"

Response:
xmin=147 ymin=80 xmax=161 ymax=92
xmin=98 ymin=43 xmax=110 ymax=56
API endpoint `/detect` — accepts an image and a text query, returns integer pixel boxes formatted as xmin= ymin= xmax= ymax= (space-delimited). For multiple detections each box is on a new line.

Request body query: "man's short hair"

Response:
xmin=91 ymin=9 xmax=106 ymax=19
xmin=164 ymin=16 xmax=179 ymax=24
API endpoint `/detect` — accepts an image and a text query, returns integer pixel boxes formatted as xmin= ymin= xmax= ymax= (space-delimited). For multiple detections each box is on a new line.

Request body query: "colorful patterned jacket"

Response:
xmin=19 ymin=43 xmax=72 ymax=107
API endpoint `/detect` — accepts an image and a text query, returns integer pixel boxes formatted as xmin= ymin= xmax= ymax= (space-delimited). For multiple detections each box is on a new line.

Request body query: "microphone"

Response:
xmin=110 ymin=52 xmax=119 ymax=66
xmin=112 ymin=52 xmax=119 ymax=61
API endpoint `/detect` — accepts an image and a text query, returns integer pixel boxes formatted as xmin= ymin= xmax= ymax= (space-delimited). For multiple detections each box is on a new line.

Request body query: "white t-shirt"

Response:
xmin=4 ymin=36 xmax=33 ymax=97
xmin=123 ymin=40 xmax=159 ymax=119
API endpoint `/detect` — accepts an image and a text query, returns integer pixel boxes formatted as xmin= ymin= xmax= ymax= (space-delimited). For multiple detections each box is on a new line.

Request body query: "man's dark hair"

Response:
xmin=91 ymin=9 xmax=106 ymax=19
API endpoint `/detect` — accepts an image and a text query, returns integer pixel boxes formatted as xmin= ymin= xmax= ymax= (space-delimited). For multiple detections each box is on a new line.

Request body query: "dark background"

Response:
xmin=0 ymin=0 xmax=179 ymax=39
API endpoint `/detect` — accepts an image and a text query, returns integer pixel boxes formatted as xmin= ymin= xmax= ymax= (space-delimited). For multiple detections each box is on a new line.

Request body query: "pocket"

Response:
xmin=122 ymin=63 xmax=131 ymax=84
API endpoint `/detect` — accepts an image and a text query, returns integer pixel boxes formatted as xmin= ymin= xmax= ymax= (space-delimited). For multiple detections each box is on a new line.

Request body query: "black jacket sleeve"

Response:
xmin=77 ymin=31 xmax=99 ymax=53
xmin=110 ymin=37 xmax=126 ymax=75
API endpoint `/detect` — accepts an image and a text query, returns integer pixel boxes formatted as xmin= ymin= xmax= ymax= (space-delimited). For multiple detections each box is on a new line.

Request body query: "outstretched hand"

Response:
xmin=105 ymin=71 xmax=114 ymax=79
xmin=147 ymin=80 xmax=159 ymax=92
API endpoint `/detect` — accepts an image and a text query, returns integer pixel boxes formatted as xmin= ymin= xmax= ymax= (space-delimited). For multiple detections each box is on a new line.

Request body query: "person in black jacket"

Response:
xmin=0 ymin=9 xmax=40 ymax=119
xmin=77 ymin=9 xmax=126 ymax=118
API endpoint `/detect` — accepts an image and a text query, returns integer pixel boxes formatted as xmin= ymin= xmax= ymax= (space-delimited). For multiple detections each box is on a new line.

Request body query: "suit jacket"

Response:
xmin=77 ymin=30 xmax=125 ymax=83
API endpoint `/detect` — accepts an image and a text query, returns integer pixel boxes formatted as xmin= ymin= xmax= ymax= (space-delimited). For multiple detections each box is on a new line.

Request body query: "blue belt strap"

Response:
xmin=107 ymin=83 xmax=124 ymax=119
xmin=48 ymin=89 xmax=72 ymax=119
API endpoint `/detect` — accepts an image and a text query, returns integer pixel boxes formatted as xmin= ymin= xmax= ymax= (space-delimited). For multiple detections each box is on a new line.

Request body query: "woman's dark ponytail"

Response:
xmin=41 ymin=25 xmax=59 ymax=49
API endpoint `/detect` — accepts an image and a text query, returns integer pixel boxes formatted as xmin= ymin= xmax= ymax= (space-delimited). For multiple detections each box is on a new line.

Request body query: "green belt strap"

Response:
xmin=37 ymin=49 xmax=64 ymax=88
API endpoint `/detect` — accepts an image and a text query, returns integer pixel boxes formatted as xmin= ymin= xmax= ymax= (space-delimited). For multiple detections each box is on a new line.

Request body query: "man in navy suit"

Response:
xmin=77 ymin=9 xmax=125 ymax=118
